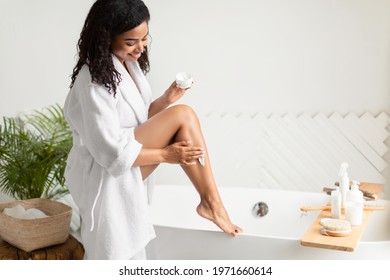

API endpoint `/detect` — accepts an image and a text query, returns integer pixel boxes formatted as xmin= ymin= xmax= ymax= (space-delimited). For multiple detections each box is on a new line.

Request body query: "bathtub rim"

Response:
xmin=149 ymin=184 xmax=390 ymax=243
xmin=151 ymin=223 xmax=390 ymax=246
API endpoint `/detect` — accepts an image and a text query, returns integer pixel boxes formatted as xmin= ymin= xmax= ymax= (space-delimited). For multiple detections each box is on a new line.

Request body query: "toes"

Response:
xmin=233 ymin=226 xmax=243 ymax=236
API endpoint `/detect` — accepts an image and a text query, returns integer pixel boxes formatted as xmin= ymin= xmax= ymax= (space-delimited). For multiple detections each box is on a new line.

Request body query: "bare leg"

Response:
xmin=134 ymin=105 xmax=242 ymax=236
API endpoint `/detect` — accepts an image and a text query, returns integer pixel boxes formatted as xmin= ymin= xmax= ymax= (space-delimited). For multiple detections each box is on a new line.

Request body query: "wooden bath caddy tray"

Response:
xmin=301 ymin=182 xmax=383 ymax=252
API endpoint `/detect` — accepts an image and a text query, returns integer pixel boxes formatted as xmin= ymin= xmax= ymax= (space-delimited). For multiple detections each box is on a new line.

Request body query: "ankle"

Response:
xmin=200 ymin=195 xmax=222 ymax=209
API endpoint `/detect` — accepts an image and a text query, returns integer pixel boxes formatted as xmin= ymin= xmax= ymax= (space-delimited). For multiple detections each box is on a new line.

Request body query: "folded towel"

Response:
xmin=3 ymin=204 xmax=48 ymax=219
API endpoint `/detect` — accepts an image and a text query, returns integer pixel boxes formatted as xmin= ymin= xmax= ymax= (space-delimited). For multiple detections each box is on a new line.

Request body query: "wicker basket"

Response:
xmin=0 ymin=198 xmax=72 ymax=252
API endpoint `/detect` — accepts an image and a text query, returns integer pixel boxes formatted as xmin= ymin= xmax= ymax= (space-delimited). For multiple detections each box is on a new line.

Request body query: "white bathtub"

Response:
xmin=146 ymin=184 xmax=390 ymax=260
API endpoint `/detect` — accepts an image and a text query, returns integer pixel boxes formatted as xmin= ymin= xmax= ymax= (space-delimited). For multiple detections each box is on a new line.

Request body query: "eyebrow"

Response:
xmin=124 ymin=32 xmax=149 ymax=41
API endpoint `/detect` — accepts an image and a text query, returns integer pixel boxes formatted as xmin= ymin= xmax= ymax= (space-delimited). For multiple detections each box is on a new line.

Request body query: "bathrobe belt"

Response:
xmin=72 ymin=133 xmax=103 ymax=232
xmin=90 ymin=171 xmax=103 ymax=232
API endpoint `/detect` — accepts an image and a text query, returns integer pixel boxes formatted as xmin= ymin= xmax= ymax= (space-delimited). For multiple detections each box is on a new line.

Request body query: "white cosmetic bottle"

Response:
xmin=345 ymin=181 xmax=364 ymax=225
xmin=331 ymin=187 xmax=341 ymax=219
xmin=338 ymin=162 xmax=350 ymax=208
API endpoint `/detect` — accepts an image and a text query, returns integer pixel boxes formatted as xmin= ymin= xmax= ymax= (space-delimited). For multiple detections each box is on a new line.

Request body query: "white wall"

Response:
xmin=1 ymin=0 xmax=389 ymax=117
xmin=0 ymin=0 xmax=95 ymax=118
xmin=0 ymin=0 xmax=389 ymax=194
xmin=144 ymin=0 xmax=390 ymax=116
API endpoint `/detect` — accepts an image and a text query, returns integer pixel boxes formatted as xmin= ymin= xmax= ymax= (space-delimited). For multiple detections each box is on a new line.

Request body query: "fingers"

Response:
xmin=187 ymin=147 xmax=204 ymax=158
xmin=181 ymin=146 xmax=205 ymax=166
xmin=180 ymin=149 xmax=205 ymax=166
xmin=177 ymin=140 xmax=192 ymax=146
xmin=174 ymin=80 xmax=194 ymax=90
xmin=180 ymin=158 xmax=203 ymax=166
xmin=168 ymin=140 xmax=205 ymax=166
xmin=176 ymin=141 xmax=204 ymax=155
xmin=180 ymin=160 xmax=196 ymax=166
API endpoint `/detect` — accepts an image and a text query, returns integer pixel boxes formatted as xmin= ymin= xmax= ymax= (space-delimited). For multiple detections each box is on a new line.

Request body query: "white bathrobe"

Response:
xmin=64 ymin=55 xmax=156 ymax=260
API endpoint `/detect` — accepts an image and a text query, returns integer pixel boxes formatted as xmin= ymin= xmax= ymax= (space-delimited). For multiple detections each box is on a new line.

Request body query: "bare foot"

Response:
xmin=196 ymin=200 xmax=242 ymax=236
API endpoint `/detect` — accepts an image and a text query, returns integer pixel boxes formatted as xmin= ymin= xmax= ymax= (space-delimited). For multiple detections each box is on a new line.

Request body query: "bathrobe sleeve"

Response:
xmin=78 ymin=84 xmax=142 ymax=177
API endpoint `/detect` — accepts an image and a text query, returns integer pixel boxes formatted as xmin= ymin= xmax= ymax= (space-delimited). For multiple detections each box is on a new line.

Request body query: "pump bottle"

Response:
xmin=331 ymin=187 xmax=341 ymax=219
xmin=338 ymin=162 xmax=350 ymax=208
xmin=345 ymin=181 xmax=364 ymax=225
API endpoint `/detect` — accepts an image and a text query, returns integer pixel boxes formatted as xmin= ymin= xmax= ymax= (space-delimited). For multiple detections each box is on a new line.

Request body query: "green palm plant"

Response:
xmin=0 ymin=104 xmax=72 ymax=200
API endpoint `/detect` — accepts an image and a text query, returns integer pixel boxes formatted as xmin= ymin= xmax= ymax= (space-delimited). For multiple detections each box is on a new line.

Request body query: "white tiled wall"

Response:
xmin=155 ymin=112 xmax=390 ymax=198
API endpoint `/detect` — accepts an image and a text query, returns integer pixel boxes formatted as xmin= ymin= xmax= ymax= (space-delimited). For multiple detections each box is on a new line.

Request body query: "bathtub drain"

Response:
xmin=252 ymin=202 xmax=269 ymax=217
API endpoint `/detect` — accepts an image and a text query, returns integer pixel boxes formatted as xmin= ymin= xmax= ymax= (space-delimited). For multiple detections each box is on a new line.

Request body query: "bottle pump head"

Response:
xmin=351 ymin=180 xmax=360 ymax=190
xmin=338 ymin=162 xmax=349 ymax=178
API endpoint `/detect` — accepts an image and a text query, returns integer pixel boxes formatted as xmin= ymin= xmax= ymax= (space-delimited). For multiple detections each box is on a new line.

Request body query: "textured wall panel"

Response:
xmin=155 ymin=112 xmax=390 ymax=194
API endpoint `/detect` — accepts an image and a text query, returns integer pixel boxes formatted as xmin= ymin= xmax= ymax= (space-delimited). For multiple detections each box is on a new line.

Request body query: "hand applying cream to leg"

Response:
xmin=134 ymin=105 xmax=242 ymax=237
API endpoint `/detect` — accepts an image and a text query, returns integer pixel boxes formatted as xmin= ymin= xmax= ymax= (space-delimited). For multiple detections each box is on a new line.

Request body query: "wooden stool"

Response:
xmin=0 ymin=234 xmax=84 ymax=260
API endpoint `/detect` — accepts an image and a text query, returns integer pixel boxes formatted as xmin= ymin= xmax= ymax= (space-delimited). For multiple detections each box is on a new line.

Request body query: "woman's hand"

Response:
xmin=163 ymin=140 xmax=204 ymax=166
xmin=163 ymin=81 xmax=192 ymax=105
xmin=148 ymin=80 xmax=194 ymax=118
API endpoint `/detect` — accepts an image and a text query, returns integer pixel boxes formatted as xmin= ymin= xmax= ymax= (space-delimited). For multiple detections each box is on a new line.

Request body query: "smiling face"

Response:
xmin=111 ymin=21 xmax=149 ymax=64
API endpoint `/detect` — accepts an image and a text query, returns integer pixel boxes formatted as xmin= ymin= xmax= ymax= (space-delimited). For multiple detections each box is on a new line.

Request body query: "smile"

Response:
xmin=129 ymin=53 xmax=141 ymax=59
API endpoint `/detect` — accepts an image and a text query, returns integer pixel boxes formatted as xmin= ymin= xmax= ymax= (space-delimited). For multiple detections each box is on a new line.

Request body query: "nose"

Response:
xmin=135 ymin=41 xmax=145 ymax=53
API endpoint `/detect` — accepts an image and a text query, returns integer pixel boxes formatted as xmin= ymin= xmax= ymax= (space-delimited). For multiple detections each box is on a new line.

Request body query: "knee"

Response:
xmin=170 ymin=104 xmax=199 ymax=124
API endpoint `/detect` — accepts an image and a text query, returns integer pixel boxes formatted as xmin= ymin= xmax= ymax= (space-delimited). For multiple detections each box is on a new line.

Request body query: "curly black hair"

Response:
xmin=70 ymin=0 xmax=150 ymax=95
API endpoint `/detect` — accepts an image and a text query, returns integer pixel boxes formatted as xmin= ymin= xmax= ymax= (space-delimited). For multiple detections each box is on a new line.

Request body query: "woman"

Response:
xmin=64 ymin=0 xmax=241 ymax=260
